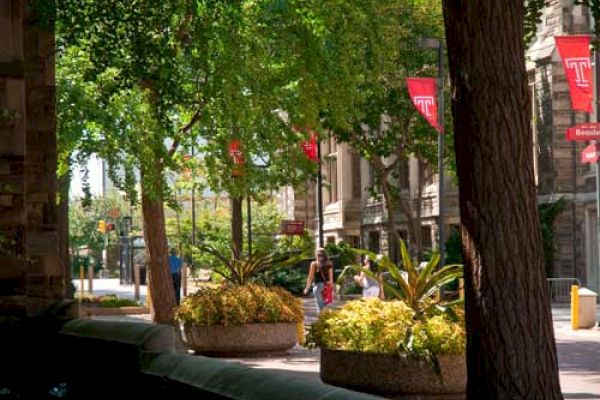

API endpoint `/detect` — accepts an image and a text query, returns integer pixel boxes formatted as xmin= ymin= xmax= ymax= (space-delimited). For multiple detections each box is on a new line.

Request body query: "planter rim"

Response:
xmin=182 ymin=320 xmax=302 ymax=327
xmin=321 ymin=346 xmax=465 ymax=358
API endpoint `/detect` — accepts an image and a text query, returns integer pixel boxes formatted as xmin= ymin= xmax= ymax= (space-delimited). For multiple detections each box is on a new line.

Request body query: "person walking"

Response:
xmin=353 ymin=255 xmax=379 ymax=298
xmin=168 ymin=248 xmax=182 ymax=305
xmin=303 ymin=248 xmax=334 ymax=313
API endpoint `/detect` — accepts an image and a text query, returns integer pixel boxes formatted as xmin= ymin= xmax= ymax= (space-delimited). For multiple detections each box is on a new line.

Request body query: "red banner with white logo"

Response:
xmin=556 ymin=35 xmax=593 ymax=112
xmin=406 ymin=78 xmax=441 ymax=133
xmin=228 ymin=139 xmax=245 ymax=177
xmin=582 ymin=143 xmax=600 ymax=164
xmin=301 ymin=130 xmax=318 ymax=161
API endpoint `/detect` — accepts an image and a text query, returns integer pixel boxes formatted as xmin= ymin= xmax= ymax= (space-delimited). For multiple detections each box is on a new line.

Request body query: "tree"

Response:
xmin=442 ymin=1 xmax=562 ymax=398
xmin=323 ymin=0 xmax=449 ymax=259
xmin=57 ymin=1 xmax=275 ymax=323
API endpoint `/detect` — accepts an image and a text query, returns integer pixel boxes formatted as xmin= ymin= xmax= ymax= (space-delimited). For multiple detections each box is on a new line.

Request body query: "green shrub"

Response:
xmin=174 ymin=284 xmax=303 ymax=326
xmin=341 ymin=281 xmax=363 ymax=295
xmin=80 ymin=294 xmax=140 ymax=308
xmin=307 ymin=298 xmax=465 ymax=356
xmin=256 ymin=268 xmax=307 ymax=295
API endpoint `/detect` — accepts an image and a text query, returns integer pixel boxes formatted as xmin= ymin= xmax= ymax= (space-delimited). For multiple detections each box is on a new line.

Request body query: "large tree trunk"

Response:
xmin=231 ymin=196 xmax=243 ymax=260
xmin=442 ymin=1 xmax=562 ymax=399
xmin=141 ymin=171 xmax=177 ymax=325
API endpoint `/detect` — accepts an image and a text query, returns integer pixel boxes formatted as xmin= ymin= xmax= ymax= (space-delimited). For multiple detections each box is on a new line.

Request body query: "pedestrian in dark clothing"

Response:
xmin=168 ymin=248 xmax=182 ymax=305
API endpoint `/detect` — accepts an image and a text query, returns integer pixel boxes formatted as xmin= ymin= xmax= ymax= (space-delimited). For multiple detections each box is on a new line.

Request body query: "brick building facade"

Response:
xmin=0 ymin=1 xmax=67 ymax=317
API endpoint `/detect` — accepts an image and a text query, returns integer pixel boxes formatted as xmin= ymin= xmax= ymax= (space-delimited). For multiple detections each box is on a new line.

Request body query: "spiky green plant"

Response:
xmin=199 ymin=244 xmax=303 ymax=286
xmin=338 ymin=239 xmax=463 ymax=319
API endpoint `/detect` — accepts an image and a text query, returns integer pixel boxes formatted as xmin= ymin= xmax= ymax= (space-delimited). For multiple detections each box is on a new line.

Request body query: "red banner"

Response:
xmin=406 ymin=77 xmax=441 ymax=133
xmin=555 ymin=35 xmax=593 ymax=112
xmin=228 ymin=139 xmax=245 ymax=177
xmin=301 ymin=131 xmax=318 ymax=161
xmin=582 ymin=143 xmax=600 ymax=164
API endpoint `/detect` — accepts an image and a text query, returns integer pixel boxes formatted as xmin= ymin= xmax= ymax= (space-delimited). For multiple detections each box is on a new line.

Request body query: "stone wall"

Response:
xmin=0 ymin=0 xmax=64 ymax=316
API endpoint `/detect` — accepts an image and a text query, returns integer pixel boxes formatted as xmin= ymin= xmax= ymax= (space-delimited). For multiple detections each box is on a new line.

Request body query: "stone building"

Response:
xmin=278 ymin=138 xmax=460 ymax=262
xmin=0 ymin=1 xmax=67 ymax=317
xmin=526 ymin=1 xmax=600 ymax=294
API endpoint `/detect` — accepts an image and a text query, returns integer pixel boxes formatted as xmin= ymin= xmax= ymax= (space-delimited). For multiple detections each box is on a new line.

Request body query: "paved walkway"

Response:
xmin=79 ymin=279 xmax=600 ymax=399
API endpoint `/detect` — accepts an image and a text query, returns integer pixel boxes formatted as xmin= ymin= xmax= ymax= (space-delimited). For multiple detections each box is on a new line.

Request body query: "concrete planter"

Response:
xmin=320 ymin=348 xmax=466 ymax=399
xmin=184 ymin=322 xmax=298 ymax=357
xmin=80 ymin=305 xmax=150 ymax=317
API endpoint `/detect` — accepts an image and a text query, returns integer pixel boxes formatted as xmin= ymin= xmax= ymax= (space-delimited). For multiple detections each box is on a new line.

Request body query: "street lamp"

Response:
xmin=317 ymin=140 xmax=324 ymax=248
xmin=419 ymin=37 xmax=445 ymax=267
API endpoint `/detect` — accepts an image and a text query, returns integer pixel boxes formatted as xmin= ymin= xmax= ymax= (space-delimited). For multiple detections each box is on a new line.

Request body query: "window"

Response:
xmin=369 ymin=163 xmax=380 ymax=194
xmin=344 ymin=235 xmax=360 ymax=248
xmin=422 ymin=162 xmax=434 ymax=186
xmin=421 ymin=226 xmax=432 ymax=252
xmin=395 ymin=159 xmax=409 ymax=190
xmin=368 ymin=231 xmax=380 ymax=254
xmin=328 ymin=155 xmax=338 ymax=203
xmin=327 ymin=236 xmax=336 ymax=245
xmin=390 ymin=230 xmax=408 ymax=264
xmin=351 ymin=152 xmax=362 ymax=199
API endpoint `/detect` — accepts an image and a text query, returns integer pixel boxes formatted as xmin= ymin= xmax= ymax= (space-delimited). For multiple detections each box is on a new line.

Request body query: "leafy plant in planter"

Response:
xmin=346 ymin=240 xmax=463 ymax=318
xmin=310 ymin=240 xmax=466 ymax=396
xmin=174 ymin=284 xmax=304 ymax=356
xmin=175 ymin=284 xmax=303 ymax=326
xmin=307 ymin=298 xmax=465 ymax=356
xmin=176 ymin=245 xmax=305 ymax=355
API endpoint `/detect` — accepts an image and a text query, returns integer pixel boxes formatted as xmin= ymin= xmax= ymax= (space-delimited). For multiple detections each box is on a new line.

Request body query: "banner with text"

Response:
xmin=406 ymin=77 xmax=441 ymax=132
xmin=555 ymin=35 xmax=593 ymax=112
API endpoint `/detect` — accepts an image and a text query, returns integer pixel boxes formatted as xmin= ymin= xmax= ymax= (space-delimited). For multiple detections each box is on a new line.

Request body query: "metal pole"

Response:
xmin=595 ymin=48 xmax=600 ymax=296
xmin=191 ymin=142 xmax=196 ymax=269
xmin=437 ymin=42 xmax=445 ymax=267
xmin=317 ymin=140 xmax=325 ymax=248
xmin=247 ymin=196 xmax=252 ymax=256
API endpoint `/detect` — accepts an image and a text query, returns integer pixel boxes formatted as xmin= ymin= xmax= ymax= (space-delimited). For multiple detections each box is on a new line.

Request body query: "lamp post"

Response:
xmin=317 ymin=140 xmax=325 ymax=248
xmin=247 ymin=196 xmax=252 ymax=256
xmin=419 ymin=38 xmax=445 ymax=267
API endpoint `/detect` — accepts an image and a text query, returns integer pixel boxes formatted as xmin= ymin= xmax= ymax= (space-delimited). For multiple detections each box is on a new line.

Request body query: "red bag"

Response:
xmin=322 ymin=284 xmax=334 ymax=305
xmin=319 ymin=266 xmax=334 ymax=305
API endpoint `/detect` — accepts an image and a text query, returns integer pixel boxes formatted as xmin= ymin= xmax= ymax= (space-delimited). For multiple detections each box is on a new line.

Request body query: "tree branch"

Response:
xmin=168 ymin=107 xmax=203 ymax=157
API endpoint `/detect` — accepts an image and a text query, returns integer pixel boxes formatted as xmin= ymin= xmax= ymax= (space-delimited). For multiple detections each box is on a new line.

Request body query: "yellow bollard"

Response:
xmin=145 ymin=276 xmax=152 ymax=310
xmin=297 ymin=320 xmax=306 ymax=346
xmin=87 ymin=264 xmax=93 ymax=294
xmin=571 ymin=285 xmax=579 ymax=330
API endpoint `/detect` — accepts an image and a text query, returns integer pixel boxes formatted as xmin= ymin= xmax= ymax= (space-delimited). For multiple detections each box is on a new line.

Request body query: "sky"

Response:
xmin=69 ymin=155 xmax=103 ymax=199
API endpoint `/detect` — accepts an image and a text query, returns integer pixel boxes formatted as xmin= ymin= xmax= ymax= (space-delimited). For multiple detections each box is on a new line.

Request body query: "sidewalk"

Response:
xmin=78 ymin=279 xmax=600 ymax=399
xmin=552 ymin=307 xmax=600 ymax=398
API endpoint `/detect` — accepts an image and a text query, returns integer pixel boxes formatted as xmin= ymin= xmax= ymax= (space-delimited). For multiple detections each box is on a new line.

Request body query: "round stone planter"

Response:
xmin=320 ymin=348 xmax=466 ymax=399
xmin=184 ymin=322 xmax=298 ymax=357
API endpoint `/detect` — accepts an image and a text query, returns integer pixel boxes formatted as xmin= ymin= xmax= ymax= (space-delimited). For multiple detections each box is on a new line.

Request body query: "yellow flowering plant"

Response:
xmin=338 ymin=239 xmax=463 ymax=319
xmin=307 ymin=298 xmax=465 ymax=357
xmin=174 ymin=284 xmax=303 ymax=326
xmin=320 ymin=240 xmax=465 ymax=372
